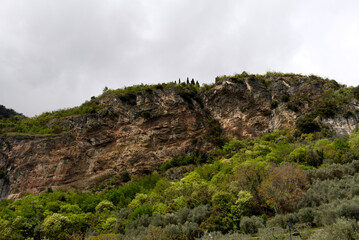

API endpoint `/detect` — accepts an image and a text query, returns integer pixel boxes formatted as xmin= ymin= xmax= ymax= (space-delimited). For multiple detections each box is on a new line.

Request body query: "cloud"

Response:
xmin=0 ymin=0 xmax=358 ymax=116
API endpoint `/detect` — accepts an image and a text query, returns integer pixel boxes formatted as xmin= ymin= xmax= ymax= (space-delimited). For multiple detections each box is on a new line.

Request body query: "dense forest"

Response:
xmin=2 ymin=73 xmax=359 ymax=239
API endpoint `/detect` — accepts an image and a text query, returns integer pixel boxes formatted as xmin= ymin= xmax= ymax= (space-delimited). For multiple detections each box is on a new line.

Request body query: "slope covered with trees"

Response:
xmin=2 ymin=129 xmax=359 ymax=239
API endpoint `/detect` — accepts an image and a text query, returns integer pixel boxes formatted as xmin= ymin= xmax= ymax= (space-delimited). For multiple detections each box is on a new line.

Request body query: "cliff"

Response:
xmin=1 ymin=73 xmax=359 ymax=198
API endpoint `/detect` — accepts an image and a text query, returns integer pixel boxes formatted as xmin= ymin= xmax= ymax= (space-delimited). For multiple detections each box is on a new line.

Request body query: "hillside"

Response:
xmin=1 ymin=72 xmax=359 ymax=239
xmin=0 ymin=105 xmax=23 ymax=119
xmin=1 ymin=72 xmax=359 ymax=199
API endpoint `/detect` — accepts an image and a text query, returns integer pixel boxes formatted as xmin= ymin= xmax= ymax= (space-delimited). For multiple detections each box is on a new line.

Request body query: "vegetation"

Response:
xmin=0 ymin=105 xmax=22 ymax=119
xmin=2 ymin=72 xmax=359 ymax=238
xmin=2 ymin=129 xmax=359 ymax=239
xmin=1 ymin=71 xmax=356 ymax=135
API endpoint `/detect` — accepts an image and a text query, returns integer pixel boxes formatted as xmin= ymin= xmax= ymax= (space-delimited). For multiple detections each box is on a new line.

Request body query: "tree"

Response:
xmin=259 ymin=163 xmax=308 ymax=213
xmin=42 ymin=213 xmax=70 ymax=239
xmin=186 ymin=77 xmax=190 ymax=84
xmin=353 ymin=86 xmax=359 ymax=100
xmin=191 ymin=78 xmax=195 ymax=85
xmin=296 ymin=114 xmax=320 ymax=134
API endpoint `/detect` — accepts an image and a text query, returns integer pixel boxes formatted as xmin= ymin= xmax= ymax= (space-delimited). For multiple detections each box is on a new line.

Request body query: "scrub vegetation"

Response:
xmin=2 ymin=129 xmax=359 ymax=239
xmin=1 ymin=71 xmax=357 ymax=135
xmin=2 ymin=72 xmax=359 ymax=239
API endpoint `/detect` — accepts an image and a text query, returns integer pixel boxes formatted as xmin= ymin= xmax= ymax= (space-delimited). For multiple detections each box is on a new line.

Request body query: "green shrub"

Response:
xmin=60 ymin=204 xmax=82 ymax=214
xmin=296 ymin=114 xmax=320 ymax=134
xmin=287 ymin=102 xmax=299 ymax=112
xmin=326 ymin=218 xmax=359 ymax=240
xmin=316 ymin=100 xmax=337 ymax=118
xmin=119 ymin=93 xmax=137 ymax=105
xmin=205 ymin=119 xmax=228 ymax=147
xmin=267 ymin=214 xmax=286 ymax=228
xmin=270 ymin=101 xmax=278 ymax=109
xmin=353 ymin=86 xmax=359 ymax=100
xmin=130 ymin=205 xmax=153 ymax=221
xmin=298 ymin=208 xmax=315 ymax=225
xmin=95 ymin=200 xmax=115 ymax=213
xmin=339 ymin=203 xmax=359 ymax=220
xmin=42 ymin=213 xmax=71 ymax=239
xmin=280 ymin=93 xmax=290 ymax=102
xmin=240 ymin=216 xmax=264 ymax=234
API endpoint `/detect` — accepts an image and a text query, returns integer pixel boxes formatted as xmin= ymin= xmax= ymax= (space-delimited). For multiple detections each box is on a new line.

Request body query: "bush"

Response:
xmin=259 ymin=163 xmax=308 ymax=213
xmin=339 ymin=203 xmax=359 ymax=220
xmin=130 ymin=205 xmax=153 ymax=221
xmin=188 ymin=205 xmax=211 ymax=224
xmin=316 ymin=101 xmax=336 ymax=118
xmin=281 ymin=93 xmax=290 ymax=102
xmin=240 ymin=216 xmax=264 ymax=234
xmin=298 ymin=208 xmax=315 ymax=225
xmin=353 ymin=86 xmax=359 ymax=100
xmin=287 ymin=102 xmax=299 ymax=112
xmin=95 ymin=200 xmax=115 ymax=213
xmin=42 ymin=213 xmax=70 ymax=239
xmin=270 ymin=101 xmax=278 ymax=109
xmin=267 ymin=214 xmax=286 ymax=229
xmin=326 ymin=218 xmax=359 ymax=240
xmin=284 ymin=213 xmax=299 ymax=225
xmin=296 ymin=114 xmax=320 ymax=134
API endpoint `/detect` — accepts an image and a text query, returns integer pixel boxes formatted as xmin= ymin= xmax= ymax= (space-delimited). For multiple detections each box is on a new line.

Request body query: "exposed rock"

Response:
xmin=1 ymin=75 xmax=359 ymax=198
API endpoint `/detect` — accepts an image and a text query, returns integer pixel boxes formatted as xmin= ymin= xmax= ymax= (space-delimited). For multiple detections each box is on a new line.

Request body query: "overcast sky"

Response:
xmin=1 ymin=0 xmax=359 ymax=116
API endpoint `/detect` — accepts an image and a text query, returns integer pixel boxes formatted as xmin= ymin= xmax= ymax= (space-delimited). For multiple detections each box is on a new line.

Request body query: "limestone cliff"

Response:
xmin=1 ymin=73 xmax=358 ymax=198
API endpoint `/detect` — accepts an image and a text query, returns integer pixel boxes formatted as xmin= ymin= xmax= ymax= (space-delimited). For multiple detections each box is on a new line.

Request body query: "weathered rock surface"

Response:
xmin=1 ymin=75 xmax=359 ymax=198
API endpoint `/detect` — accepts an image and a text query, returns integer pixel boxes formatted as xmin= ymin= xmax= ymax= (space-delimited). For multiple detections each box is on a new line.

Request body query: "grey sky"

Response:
xmin=0 ymin=0 xmax=359 ymax=116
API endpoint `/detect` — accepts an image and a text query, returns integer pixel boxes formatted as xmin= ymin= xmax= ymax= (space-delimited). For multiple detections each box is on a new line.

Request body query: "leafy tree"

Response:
xmin=95 ymin=200 xmax=115 ymax=213
xmin=42 ymin=213 xmax=71 ymax=239
xmin=288 ymin=146 xmax=308 ymax=164
xmin=353 ymin=86 xmax=359 ymax=100
xmin=259 ymin=163 xmax=308 ymax=213
xmin=296 ymin=114 xmax=320 ymax=134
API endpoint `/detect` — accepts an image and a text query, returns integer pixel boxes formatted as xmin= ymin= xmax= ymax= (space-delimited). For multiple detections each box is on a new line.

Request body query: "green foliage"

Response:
xmin=0 ymin=98 xmax=102 ymax=134
xmin=205 ymin=119 xmax=228 ymax=147
xmin=95 ymin=200 xmax=115 ymax=213
xmin=270 ymin=101 xmax=278 ymax=109
xmin=296 ymin=114 xmax=321 ymax=134
xmin=159 ymin=152 xmax=210 ymax=172
xmin=0 ymin=105 xmax=22 ymax=119
xmin=176 ymin=84 xmax=202 ymax=109
xmin=105 ymin=174 xmax=160 ymax=207
xmin=325 ymin=218 xmax=359 ymax=240
xmin=316 ymin=100 xmax=337 ymax=118
xmin=215 ymin=71 xmax=249 ymax=83
xmin=240 ymin=216 xmax=264 ymax=234
xmin=130 ymin=205 xmax=154 ymax=221
xmin=5 ymin=130 xmax=359 ymax=238
xmin=42 ymin=213 xmax=71 ymax=239
xmin=353 ymin=86 xmax=359 ymax=100
xmin=280 ymin=93 xmax=290 ymax=102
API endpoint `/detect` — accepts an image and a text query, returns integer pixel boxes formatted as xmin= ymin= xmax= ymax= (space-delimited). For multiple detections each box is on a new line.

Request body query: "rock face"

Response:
xmin=1 ymin=75 xmax=359 ymax=198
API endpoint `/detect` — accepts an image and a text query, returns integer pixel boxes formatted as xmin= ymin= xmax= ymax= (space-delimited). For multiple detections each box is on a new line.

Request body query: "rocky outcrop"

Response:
xmin=1 ymin=75 xmax=359 ymax=198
